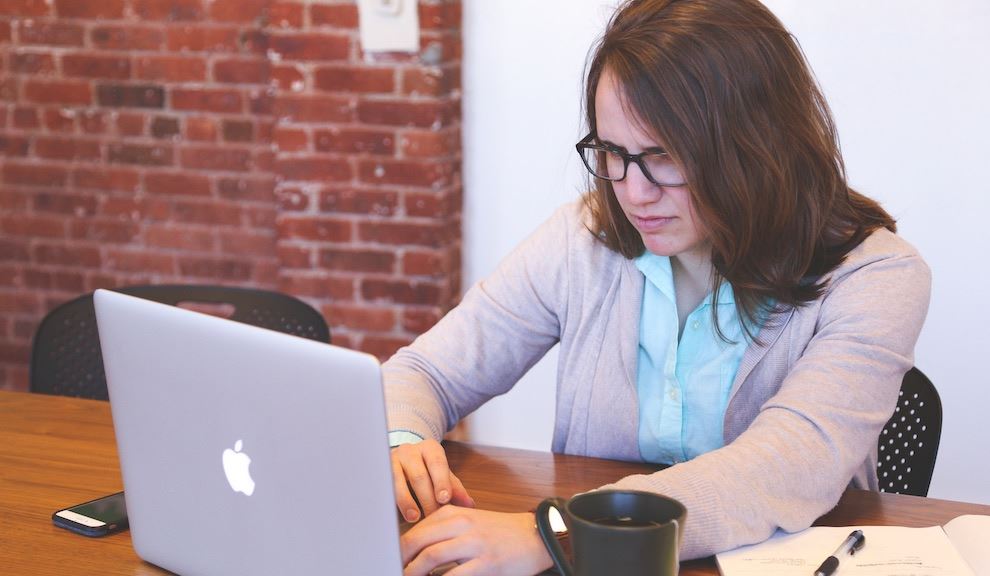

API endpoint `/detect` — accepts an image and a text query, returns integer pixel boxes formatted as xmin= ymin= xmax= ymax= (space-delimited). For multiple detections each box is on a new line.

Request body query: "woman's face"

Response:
xmin=595 ymin=69 xmax=708 ymax=261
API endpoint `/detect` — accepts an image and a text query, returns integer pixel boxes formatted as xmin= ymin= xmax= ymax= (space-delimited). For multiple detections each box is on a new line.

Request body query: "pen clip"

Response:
xmin=849 ymin=530 xmax=866 ymax=555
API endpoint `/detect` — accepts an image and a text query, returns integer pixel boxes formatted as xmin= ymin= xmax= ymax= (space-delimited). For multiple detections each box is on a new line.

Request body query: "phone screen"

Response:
xmin=53 ymin=491 xmax=128 ymax=536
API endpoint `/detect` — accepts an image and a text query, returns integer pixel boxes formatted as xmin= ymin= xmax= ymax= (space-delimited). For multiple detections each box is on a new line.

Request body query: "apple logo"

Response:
xmin=222 ymin=439 xmax=256 ymax=496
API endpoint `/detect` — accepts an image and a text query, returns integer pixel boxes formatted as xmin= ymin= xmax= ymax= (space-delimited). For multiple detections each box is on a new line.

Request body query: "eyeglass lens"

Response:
xmin=580 ymin=146 xmax=683 ymax=186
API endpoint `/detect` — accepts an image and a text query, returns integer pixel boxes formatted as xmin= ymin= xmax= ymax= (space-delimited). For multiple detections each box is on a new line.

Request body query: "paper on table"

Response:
xmin=942 ymin=515 xmax=990 ymax=575
xmin=715 ymin=525 xmax=976 ymax=576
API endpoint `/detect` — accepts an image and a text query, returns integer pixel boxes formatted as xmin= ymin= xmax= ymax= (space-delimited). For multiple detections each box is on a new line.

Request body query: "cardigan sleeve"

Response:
xmin=381 ymin=204 xmax=576 ymax=441
xmin=601 ymin=238 xmax=932 ymax=560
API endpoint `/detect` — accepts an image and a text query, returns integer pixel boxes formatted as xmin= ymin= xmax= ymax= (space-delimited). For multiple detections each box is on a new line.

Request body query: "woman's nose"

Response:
xmin=620 ymin=162 xmax=661 ymax=204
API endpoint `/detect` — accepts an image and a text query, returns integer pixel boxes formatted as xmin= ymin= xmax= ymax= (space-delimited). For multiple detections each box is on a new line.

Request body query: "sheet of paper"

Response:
xmin=942 ymin=515 xmax=990 ymax=574
xmin=715 ymin=525 xmax=976 ymax=576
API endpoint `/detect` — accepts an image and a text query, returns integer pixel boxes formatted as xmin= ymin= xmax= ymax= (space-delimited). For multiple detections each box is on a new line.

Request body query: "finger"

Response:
xmin=420 ymin=441 xmax=455 ymax=505
xmin=403 ymin=533 xmax=476 ymax=576
xmin=399 ymin=449 xmax=441 ymax=517
xmin=448 ymin=472 xmax=475 ymax=508
xmin=391 ymin=452 xmax=422 ymax=523
xmin=440 ymin=559 xmax=484 ymax=576
xmin=400 ymin=506 xmax=470 ymax=566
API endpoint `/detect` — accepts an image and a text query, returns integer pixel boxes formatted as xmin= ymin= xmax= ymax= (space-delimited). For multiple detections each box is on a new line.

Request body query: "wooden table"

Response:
xmin=2 ymin=390 xmax=988 ymax=575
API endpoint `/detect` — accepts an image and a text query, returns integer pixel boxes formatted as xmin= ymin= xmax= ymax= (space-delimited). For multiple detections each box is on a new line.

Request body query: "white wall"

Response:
xmin=461 ymin=0 xmax=990 ymax=505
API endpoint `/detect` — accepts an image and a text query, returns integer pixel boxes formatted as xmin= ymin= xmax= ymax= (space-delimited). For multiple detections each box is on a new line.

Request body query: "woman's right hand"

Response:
xmin=391 ymin=439 xmax=475 ymax=522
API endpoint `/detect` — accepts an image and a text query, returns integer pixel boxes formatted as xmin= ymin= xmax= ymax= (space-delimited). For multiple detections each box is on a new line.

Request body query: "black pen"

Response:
xmin=813 ymin=529 xmax=865 ymax=576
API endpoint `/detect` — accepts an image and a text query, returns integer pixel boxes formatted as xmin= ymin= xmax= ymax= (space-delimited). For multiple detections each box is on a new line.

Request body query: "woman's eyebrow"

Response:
xmin=598 ymin=137 xmax=669 ymax=155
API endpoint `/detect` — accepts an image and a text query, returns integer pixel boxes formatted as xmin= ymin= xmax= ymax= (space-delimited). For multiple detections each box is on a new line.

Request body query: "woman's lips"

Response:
xmin=633 ymin=215 xmax=676 ymax=232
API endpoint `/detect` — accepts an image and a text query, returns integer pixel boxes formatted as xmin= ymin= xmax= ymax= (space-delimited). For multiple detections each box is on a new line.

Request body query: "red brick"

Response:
xmin=279 ymin=273 xmax=354 ymax=300
xmin=146 ymin=225 xmax=216 ymax=251
xmin=402 ymin=250 xmax=449 ymax=277
xmin=273 ymin=94 xmax=353 ymax=123
xmin=150 ymin=116 xmax=180 ymax=138
xmin=0 ymin=21 xmax=10 ymax=42
xmin=105 ymin=249 xmax=176 ymax=274
xmin=217 ymin=177 xmax=275 ymax=202
xmin=359 ymin=221 xmax=452 ymax=247
xmin=277 ymin=216 xmax=352 ymax=242
xmin=91 ymin=25 xmax=164 ymax=50
xmin=108 ymin=143 xmax=174 ymax=166
xmin=218 ymin=230 xmax=274 ymax=256
xmin=275 ymin=187 xmax=309 ymax=211
xmin=69 ymin=220 xmax=139 ymax=243
xmin=43 ymin=109 xmax=75 ymax=132
xmin=314 ymin=66 xmax=394 ymax=94
xmin=185 ymin=116 xmax=218 ymax=141
xmin=34 ymin=192 xmax=97 ymax=218
xmin=79 ymin=110 xmax=108 ymax=133
xmin=213 ymin=58 xmax=269 ymax=84
xmin=133 ymin=0 xmax=205 ymax=22
xmin=399 ymin=129 xmax=459 ymax=158
xmin=53 ymin=270 xmax=86 ymax=292
xmin=0 ymin=0 xmax=50 ymax=17
xmin=135 ymin=55 xmax=207 ymax=82
xmin=270 ymin=2 xmax=304 ymax=28
xmin=116 ymin=113 xmax=145 ymax=136
xmin=328 ymin=304 xmax=396 ymax=332
xmin=74 ymin=167 xmax=140 ymax=192
xmin=269 ymin=33 xmax=349 ymax=62
xmin=24 ymin=80 xmax=91 ymax=105
xmin=276 ymin=157 xmax=352 ymax=183
xmin=357 ymin=99 xmax=457 ymax=128
xmin=56 ymin=0 xmax=126 ymax=19
xmin=12 ymin=108 xmax=39 ymax=129
xmin=320 ymin=248 xmax=396 ymax=274
xmin=171 ymin=200 xmax=242 ymax=226
xmin=0 ymin=78 xmax=17 ymax=102
xmin=274 ymin=127 xmax=308 ymax=152
xmin=0 ymin=135 xmax=29 ymax=156
xmin=271 ymin=65 xmax=305 ymax=90
xmin=0 ymin=215 xmax=65 ymax=238
xmin=402 ymin=307 xmax=444 ymax=333
xmin=242 ymin=204 xmax=276 ymax=228
xmin=418 ymin=3 xmax=461 ymax=30
xmin=62 ymin=54 xmax=131 ymax=79
xmin=276 ymin=244 xmax=312 ymax=268
xmin=209 ymin=0 xmax=268 ymax=22
xmin=172 ymin=88 xmax=243 ymax=113
xmin=319 ymin=189 xmax=398 ymax=216
xmin=178 ymin=256 xmax=252 ymax=280
xmin=358 ymin=159 xmax=455 ymax=187
xmin=35 ymin=138 xmax=102 ymax=161
xmin=145 ymin=172 xmax=212 ymax=196
xmin=406 ymin=190 xmax=458 ymax=218
xmin=0 ymin=239 xmax=30 ymax=262
xmin=179 ymin=146 xmax=252 ymax=171
xmin=11 ymin=52 xmax=55 ymax=74
xmin=18 ymin=22 xmax=84 ymax=46
xmin=96 ymin=84 xmax=165 ymax=108
xmin=401 ymin=66 xmax=459 ymax=97
xmin=166 ymin=27 xmax=240 ymax=53
xmin=218 ymin=119 xmax=253 ymax=142
xmin=33 ymin=243 xmax=102 ymax=268
xmin=3 ymin=163 xmax=68 ymax=187
xmin=315 ymin=128 xmax=395 ymax=155
xmin=310 ymin=4 xmax=358 ymax=28
xmin=361 ymin=279 xmax=442 ymax=305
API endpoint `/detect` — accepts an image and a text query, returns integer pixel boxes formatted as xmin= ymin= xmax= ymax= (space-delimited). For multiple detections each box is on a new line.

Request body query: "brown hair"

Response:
xmin=583 ymin=0 xmax=896 ymax=337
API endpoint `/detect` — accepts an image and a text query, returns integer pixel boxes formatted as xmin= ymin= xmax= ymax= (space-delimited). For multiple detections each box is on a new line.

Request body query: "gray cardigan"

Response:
xmin=383 ymin=201 xmax=931 ymax=559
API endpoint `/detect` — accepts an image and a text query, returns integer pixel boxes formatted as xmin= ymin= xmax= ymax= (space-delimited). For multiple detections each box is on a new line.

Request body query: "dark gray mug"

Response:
xmin=536 ymin=490 xmax=686 ymax=576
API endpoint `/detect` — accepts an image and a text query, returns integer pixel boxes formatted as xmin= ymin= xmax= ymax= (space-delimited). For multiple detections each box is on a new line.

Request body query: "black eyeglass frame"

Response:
xmin=575 ymin=133 xmax=687 ymax=187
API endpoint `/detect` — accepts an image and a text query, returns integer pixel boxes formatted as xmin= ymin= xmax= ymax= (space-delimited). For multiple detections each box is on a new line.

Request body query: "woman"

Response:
xmin=384 ymin=0 xmax=931 ymax=574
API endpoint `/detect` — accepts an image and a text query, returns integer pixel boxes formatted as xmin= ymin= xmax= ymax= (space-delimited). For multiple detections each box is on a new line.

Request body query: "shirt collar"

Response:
xmin=633 ymin=251 xmax=735 ymax=307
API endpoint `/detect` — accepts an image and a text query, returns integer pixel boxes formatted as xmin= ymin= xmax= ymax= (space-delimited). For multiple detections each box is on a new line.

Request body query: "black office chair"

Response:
xmin=877 ymin=367 xmax=941 ymax=497
xmin=30 ymin=285 xmax=330 ymax=401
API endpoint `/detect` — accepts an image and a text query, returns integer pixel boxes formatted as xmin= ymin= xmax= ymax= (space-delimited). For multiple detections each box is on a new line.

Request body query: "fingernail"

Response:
xmin=438 ymin=490 xmax=450 ymax=504
xmin=405 ymin=509 xmax=420 ymax=522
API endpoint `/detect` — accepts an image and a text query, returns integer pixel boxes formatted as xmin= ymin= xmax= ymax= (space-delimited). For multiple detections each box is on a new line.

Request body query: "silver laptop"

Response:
xmin=94 ymin=289 xmax=403 ymax=575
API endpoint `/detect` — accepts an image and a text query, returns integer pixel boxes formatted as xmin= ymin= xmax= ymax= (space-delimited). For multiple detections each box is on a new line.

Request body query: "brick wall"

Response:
xmin=0 ymin=0 xmax=463 ymax=391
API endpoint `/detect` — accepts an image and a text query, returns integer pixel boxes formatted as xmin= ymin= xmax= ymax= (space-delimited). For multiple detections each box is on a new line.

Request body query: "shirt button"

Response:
xmin=668 ymin=388 xmax=679 ymax=401
xmin=691 ymin=321 xmax=701 ymax=330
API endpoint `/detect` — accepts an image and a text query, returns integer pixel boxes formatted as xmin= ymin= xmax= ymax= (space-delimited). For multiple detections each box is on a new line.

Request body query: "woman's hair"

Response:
xmin=582 ymin=0 xmax=896 ymax=337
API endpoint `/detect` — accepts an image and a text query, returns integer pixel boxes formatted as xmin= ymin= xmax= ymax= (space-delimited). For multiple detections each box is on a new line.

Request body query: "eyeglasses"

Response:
xmin=576 ymin=133 xmax=687 ymax=187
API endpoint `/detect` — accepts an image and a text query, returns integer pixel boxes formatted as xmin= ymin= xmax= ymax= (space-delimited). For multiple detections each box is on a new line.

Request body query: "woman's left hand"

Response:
xmin=400 ymin=505 xmax=554 ymax=576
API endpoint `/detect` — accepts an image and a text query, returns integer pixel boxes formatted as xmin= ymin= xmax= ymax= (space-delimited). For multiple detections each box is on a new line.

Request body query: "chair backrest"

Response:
xmin=30 ymin=285 xmax=330 ymax=400
xmin=877 ymin=367 xmax=941 ymax=497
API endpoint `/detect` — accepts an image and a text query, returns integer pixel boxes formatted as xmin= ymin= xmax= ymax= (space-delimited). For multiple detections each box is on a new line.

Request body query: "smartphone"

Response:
xmin=52 ymin=491 xmax=128 ymax=537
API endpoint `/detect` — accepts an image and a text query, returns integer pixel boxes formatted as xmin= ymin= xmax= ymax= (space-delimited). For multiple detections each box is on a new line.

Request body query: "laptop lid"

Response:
xmin=94 ymin=289 xmax=402 ymax=576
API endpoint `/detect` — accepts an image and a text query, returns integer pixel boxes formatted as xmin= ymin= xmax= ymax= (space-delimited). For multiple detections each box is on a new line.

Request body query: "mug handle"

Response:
xmin=535 ymin=497 xmax=573 ymax=576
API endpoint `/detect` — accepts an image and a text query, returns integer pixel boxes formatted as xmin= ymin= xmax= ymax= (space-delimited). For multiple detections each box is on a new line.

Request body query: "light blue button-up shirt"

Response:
xmin=634 ymin=252 xmax=752 ymax=465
